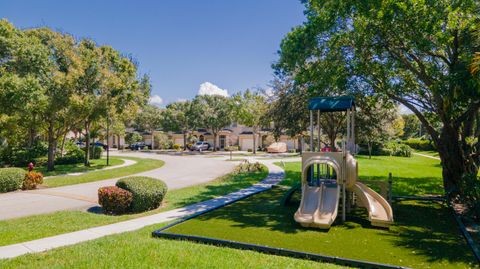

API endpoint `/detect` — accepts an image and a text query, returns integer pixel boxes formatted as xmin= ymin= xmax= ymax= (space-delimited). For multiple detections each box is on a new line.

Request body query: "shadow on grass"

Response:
xmin=176 ymin=189 xmax=475 ymax=266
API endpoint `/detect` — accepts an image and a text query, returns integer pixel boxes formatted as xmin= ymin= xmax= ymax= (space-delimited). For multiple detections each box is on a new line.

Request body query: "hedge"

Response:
xmin=98 ymin=186 xmax=133 ymax=215
xmin=403 ymin=139 xmax=435 ymax=151
xmin=0 ymin=168 xmax=25 ymax=193
xmin=116 ymin=176 xmax=167 ymax=212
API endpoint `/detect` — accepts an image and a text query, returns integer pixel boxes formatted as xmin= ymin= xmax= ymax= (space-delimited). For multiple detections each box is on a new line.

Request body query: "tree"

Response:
xmin=233 ymin=90 xmax=268 ymax=154
xmin=192 ymin=95 xmax=232 ymax=151
xmin=162 ymin=101 xmax=195 ymax=150
xmin=275 ymin=0 xmax=480 ymax=197
xmin=135 ymin=105 xmax=163 ymax=149
xmin=402 ymin=114 xmax=421 ymax=139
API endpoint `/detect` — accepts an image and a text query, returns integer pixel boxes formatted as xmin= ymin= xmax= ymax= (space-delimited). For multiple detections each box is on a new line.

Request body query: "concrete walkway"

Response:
xmin=0 ymin=160 xmax=284 ymax=259
xmin=413 ymin=152 xmax=441 ymax=160
xmin=0 ymin=152 xmax=236 ymax=220
xmin=44 ymin=158 xmax=136 ymax=179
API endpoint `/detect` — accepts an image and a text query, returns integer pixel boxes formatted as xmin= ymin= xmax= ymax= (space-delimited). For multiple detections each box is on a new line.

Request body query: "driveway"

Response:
xmin=0 ymin=152 xmax=236 ymax=220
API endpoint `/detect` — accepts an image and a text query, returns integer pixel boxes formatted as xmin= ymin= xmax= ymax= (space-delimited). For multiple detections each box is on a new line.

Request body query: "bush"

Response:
xmin=81 ymin=145 xmax=103 ymax=160
xmin=22 ymin=171 xmax=43 ymax=190
xmin=0 ymin=168 xmax=25 ymax=193
xmin=247 ymin=148 xmax=253 ymax=153
xmin=172 ymin=144 xmax=181 ymax=151
xmin=0 ymin=141 xmax=48 ymax=167
xmin=116 ymin=177 xmax=167 ymax=212
xmin=226 ymin=146 xmax=239 ymax=151
xmin=56 ymin=146 xmax=85 ymax=165
xmin=403 ymin=139 xmax=435 ymax=151
xmin=234 ymin=161 xmax=264 ymax=173
xmin=381 ymin=142 xmax=412 ymax=157
xmin=458 ymin=173 xmax=480 ymax=220
xmin=98 ymin=186 xmax=133 ymax=215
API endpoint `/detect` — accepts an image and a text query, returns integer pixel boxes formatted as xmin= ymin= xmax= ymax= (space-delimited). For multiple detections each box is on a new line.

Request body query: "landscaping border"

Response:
xmin=152 ymin=189 xmax=409 ymax=269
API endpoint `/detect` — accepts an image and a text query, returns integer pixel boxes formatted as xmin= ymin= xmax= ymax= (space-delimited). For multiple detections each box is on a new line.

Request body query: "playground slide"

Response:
xmin=294 ymin=186 xmax=321 ymax=224
xmin=314 ymin=184 xmax=340 ymax=229
xmin=294 ymin=184 xmax=340 ymax=228
xmin=353 ymin=182 xmax=394 ymax=227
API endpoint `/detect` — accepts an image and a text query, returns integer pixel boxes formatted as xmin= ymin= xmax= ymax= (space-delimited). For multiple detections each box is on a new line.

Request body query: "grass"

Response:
xmin=164 ymin=188 xmax=476 ymax=268
xmin=37 ymin=157 xmax=124 ymax=177
xmin=0 ymin=222 xmax=340 ymax=269
xmin=278 ymin=154 xmax=444 ymax=196
xmin=0 ymin=166 xmax=269 ymax=246
xmin=43 ymin=157 xmax=164 ymax=187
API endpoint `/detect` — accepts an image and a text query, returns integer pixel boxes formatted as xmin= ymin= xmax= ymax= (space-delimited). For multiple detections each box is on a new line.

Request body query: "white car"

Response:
xmin=191 ymin=141 xmax=210 ymax=151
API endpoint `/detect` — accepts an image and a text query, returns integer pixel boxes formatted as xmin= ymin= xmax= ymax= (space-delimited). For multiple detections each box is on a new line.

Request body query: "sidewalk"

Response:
xmin=0 ymin=160 xmax=284 ymax=259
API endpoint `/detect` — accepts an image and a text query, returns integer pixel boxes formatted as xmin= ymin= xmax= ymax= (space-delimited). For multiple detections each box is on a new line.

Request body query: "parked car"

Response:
xmin=94 ymin=142 xmax=108 ymax=150
xmin=191 ymin=141 xmax=210 ymax=151
xmin=129 ymin=142 xmax=146 ymax=150
xmin=75 ymin=141 xmax=85 ymax=148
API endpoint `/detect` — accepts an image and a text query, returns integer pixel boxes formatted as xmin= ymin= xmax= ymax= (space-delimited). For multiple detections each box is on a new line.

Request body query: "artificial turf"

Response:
xmin=164 ymin=188 xmax=476 ymax=268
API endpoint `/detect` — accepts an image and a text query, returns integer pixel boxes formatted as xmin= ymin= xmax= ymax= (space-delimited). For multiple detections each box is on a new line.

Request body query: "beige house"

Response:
xmin=170 ymin=123 xmax=298 ymax=151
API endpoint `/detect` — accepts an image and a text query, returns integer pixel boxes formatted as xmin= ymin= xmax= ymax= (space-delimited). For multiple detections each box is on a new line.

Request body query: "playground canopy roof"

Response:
xmin=308 ymin=96 xmax=355 ymax=112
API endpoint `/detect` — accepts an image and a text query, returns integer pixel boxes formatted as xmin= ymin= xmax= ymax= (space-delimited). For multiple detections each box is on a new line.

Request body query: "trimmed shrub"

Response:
xmin=0 ymin=168 xmax=25 ymax=193
xmin=82 ymin=146 xmax=103 ymax=160
xmin=234 ymin=161 xmax=264 ymax=173
xmin=116 ymin=177 xmax=167 ymax=213
xmin=172 ymin=144 xmax=181 ymax=151
xmin=98 ymin=186 xmax=133 ymax=215
xmin=56 ymin=145 xmax=85 ymax=165
xmin=403 ymin=139 xmax=435 ymax=151
xmin=381 ymin=142 xmax=412 ymax=157
xmin=22 ymin=171 xmax=44 ymax=190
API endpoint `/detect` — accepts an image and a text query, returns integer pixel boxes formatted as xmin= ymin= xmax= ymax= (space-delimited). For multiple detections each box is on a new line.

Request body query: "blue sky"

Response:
xmin=1 ymin=1 xmax=306 ymax=105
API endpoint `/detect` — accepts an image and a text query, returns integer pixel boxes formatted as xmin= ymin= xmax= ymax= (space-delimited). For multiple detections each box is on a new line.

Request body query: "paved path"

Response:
xmin=413 ymin=152 xmax=441 ymax=160
xmin=43 ymin=158 xmax=136 ymax=179
xmin=0 ymin=160 xmax=284 ymax=259
xmin=0 ymin=152 xmax=236 ymax=220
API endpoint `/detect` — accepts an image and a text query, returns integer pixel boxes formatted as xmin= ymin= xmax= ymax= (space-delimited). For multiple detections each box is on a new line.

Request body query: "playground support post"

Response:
xmin=352 ymin=108 xmax=355 ymax=154
xmin=310 ymin=110 xmax=314 ymax=151
xmin=346 ymin=109 xmax=350 ymax=153
xmin=342 ymin=139 xmax=346 ymax=222
xmin=317 ymin=110 xmax=321 ymax=152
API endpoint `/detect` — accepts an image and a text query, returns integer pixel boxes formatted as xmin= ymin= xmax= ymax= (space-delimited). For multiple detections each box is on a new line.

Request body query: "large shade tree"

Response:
xmin=192 ymin=95 xmax=233 ymax=151
xmin=276 ymin=0 xmax=480 ymax=197
xmin=162 ymin=100 xmax=195 ymax=150
xmin=233 ymin=90 xmax=268 ymax=154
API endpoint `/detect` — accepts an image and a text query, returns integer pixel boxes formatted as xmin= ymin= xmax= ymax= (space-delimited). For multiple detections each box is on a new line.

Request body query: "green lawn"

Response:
xmin=164 ymin=188 xmax=476 ymax=268
xmin=0 ymin=222 xmax=339 ymax=269
xmin=278 ymin=154 xmax=444 ymax=196
xmin=0 ymin=166 xmax=268 ymax=246
xmin=38 ymin=157 xmax=124 ymax=177
xmin=43 ymin=157 xmax=164 ymax=187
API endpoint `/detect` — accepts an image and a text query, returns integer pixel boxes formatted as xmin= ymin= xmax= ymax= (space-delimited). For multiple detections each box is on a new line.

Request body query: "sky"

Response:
xmin=0 ymin=0 xmax=306 ymax=106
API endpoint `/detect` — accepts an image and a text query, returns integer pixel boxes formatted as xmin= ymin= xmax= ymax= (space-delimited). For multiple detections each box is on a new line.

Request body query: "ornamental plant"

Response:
xmin=22 ymin=171 xmax=44 ymax=190
xmin=98 ymin=186 xmax=133 ymax=215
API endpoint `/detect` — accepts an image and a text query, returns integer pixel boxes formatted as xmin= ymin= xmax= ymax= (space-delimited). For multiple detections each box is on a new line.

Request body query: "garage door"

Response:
xmin=241 ymin=139 xmax=254 ymax=151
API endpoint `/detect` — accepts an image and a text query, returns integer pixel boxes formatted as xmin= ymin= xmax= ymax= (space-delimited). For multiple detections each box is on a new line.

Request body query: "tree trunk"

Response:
xmin=329 ymin=131 xmax=336 ymax=151
xmin=252 ymin=131 xmax=256 ymax=154
xmin=183 ymin=131 xmax=187 ymax=150
xmin=367 ymin=141 xmax=372 ymax=159
xmin=436 ymin=124 xmax=468 ymax=198
xmin=151 ymin=130 xmax=155 ymax=150
xmin=47 ymin=119 xmax=56 ymax=171
xmin=84 ymin=121 xmax=91 ymax=166
xmin=60 ymin=132 xmax=68 ymax=157
xmin=213 ymin=133 xmax=217 ymax=152
xmin=117 ymin=135 xmax=121 ymax=149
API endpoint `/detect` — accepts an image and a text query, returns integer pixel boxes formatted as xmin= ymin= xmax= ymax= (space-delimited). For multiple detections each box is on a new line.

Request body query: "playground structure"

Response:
xmin=294 ymin=96 xmax=394 ymax=229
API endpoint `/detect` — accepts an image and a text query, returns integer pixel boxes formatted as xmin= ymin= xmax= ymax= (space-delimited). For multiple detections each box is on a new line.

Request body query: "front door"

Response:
xmin=219 ymin=135 xmax=226 ymax=149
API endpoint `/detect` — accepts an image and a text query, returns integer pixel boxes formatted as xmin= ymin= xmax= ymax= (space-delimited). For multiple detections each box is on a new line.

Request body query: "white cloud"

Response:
xmin=198 ymin=82 xmax=229 ymax=97
xmin=177 ymin=98 xmax=188 ymax=103
xmin=263 ymin=87 xmax=274 ymax=98
xmin=149 ymin=95 xmax=163 ymax=106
